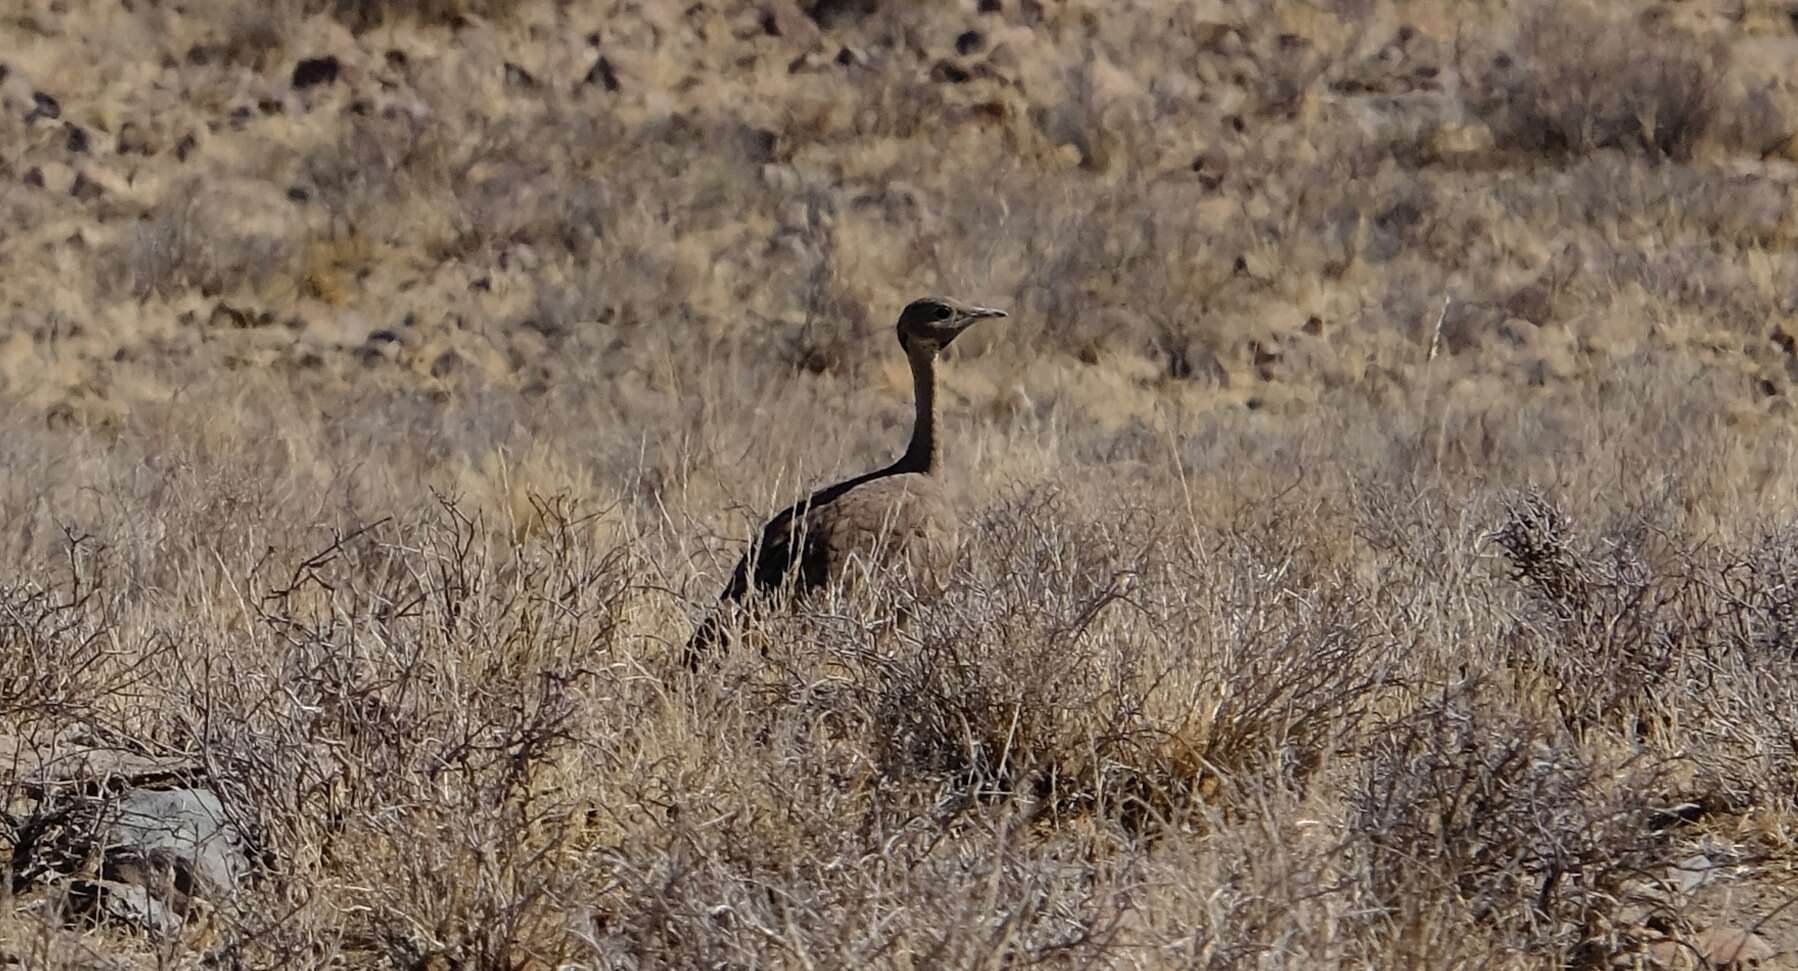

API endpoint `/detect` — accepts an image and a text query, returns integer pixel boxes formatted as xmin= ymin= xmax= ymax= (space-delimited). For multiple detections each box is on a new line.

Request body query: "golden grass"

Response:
xmin=7 ymin=0 xmax=1798 ymax=966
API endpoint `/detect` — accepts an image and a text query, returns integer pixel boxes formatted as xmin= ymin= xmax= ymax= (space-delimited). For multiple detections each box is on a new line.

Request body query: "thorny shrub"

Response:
xmin=165 ymin=496 xmax=636 ymax=968
xmin=1351 ymin=687 xmax=1676 ymax=964
xmin=1469 ymin=4 xmax=1727 ymax=161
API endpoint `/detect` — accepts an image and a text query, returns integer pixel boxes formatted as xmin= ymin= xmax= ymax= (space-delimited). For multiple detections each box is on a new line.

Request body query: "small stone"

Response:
xmin=503 ymin=61 xmax=536 ymax=88
xmin=930 ymin=60 xmax=971 ymax=83
xmin=28 ymin=90 xmax=60 ymax=121
xmin=69 ymin=171 xmax=102 ymax=200
xmin=208 ymin=304 xmax=251 ymax=329
xmin=1771 ymin=326 xmax=1796 ymax=356
xmin=955 ymin=30 xmax=985 ymax=55
xmin=582 ymin=56 xmax=619 ymax=91
xmin=64 ymin=124 xmax=88 ymax=153
xmin=25 ymin=161 xmax=72 ymax=193
xmin=116 ymin=120 xmax=155 ymax=156
xmin=291 ymin=55 xmax=340 ymax=90
xmin=1190 ymin=151 xmax=1227 ymax=190
xmin=430 ymin=350 xmax=464 ymax=378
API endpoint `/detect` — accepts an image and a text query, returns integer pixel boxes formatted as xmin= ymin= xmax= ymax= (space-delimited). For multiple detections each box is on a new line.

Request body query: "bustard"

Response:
xmin=685 ymin=296 xmax=1006 ymax=665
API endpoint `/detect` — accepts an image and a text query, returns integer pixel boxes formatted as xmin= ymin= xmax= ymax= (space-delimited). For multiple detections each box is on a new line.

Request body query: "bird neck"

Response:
xmin=893 ymin=345 xmax=940 ymax=475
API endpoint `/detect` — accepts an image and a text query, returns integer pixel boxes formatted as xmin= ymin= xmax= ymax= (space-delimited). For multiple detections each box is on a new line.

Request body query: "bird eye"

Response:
xmin=933 ymin=305 xmax=952 ymax=320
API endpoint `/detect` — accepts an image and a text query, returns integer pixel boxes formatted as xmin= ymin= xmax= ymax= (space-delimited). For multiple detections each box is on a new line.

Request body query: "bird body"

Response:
xmin=686 ymin=296 xmax=1005 ymax=663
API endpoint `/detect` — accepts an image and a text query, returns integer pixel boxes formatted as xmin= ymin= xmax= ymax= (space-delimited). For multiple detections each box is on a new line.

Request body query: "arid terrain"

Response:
xmin=7 ymin=0 xmax=1798 ymax=967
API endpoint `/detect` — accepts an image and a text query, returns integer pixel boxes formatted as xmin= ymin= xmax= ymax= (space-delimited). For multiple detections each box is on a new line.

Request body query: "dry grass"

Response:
xmin=8 ymin=0 xmax=1798 ymax=967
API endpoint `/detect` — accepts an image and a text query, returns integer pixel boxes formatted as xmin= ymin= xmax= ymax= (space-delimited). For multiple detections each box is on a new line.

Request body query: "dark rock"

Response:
xmin=286 ymin=185 xmax=309 ymax=202
xmin=1162 ymin=338 xmax=1229 ymax=387
xmin=583 ymin=56 xmax=619 ymax=91
xmin=1772 ymin=326 xmax=1796 ymax=356
xmin=740 ymin=126 xmax=779 ymax=163
xmin=175 ymin=132 xmax=197 ymax=161
xmin=430 ymin=350 xmax=464 ymax=378
xmin=384 ymin=48 xmax=408 ymax=69
xmin=803 ymin=0 xmax=878 ymax=28
xmin=1376 ymin=198 xmax=1425 ymax=232
xmin=27 ymin=91 xmax=60 ymax=122
xmin=1190 ymin=151 xmax=1226 ymax=190
xmin=955 ymin=30 xmax=985 ymax=55
xmin=291 ymin=55 xmax=340 ymax=90
xmin=64 ymin=124 xmax=88 ymax=153
xmin=930 ymin=59 xmax=971 ymax=83
xmin=116 ymin=121 xmax=154 ymax=156
xmin=977 ymin=0 xmax=1001 ymax=11
xmin=208 ymin=304 xmax=251 ymax=329
xmin=69 ymin=172 xmax=101 ymax=200
xmin=22 ymin=166 xmax=43 ymax=188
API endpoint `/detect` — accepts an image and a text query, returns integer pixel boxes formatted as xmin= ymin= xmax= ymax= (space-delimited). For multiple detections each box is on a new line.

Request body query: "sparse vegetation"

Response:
xmin=7 ymin=0 xmax=1798 ymax=967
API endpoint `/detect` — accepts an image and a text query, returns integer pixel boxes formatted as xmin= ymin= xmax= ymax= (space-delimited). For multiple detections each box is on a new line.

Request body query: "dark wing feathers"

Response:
xmin=684 ymin=471 xmax=955 ymax=666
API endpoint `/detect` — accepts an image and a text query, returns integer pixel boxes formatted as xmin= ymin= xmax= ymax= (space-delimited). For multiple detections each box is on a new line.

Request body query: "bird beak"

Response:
xmin=964 ymin=306 xmax=1007 ymax=321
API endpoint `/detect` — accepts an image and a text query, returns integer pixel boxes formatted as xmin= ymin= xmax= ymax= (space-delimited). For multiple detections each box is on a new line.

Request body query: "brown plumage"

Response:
xmin=685 ymin=296 xmax=1007 ymax=665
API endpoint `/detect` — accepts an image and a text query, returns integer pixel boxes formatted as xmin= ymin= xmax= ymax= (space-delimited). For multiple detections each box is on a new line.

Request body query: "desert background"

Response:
xmin=7 ymin=0 xmax=1798 ymax=966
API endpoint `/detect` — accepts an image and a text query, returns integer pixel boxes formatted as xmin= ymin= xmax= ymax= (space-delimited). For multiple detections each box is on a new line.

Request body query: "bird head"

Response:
xmin=896 ymin=296 xmax=1007 ymax=355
